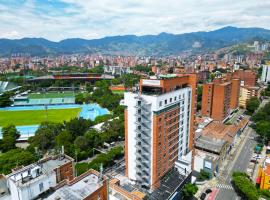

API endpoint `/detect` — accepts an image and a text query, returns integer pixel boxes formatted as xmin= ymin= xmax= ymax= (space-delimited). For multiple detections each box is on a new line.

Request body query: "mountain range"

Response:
xmin=0 ymin=26 xmax=270 ymax=56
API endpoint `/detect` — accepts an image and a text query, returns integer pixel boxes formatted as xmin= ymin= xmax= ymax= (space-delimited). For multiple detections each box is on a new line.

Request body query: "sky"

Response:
xmin=0 ymin=0 xmax=270 ymax=41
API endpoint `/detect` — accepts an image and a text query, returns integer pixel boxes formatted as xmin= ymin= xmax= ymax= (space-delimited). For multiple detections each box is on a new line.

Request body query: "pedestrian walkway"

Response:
xmin=216 ymin=184 xmax=234 ymax=190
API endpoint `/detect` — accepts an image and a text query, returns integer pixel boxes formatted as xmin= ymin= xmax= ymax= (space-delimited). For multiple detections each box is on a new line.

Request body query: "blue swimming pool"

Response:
xmin=0 ymin=103 xmax=110 ymax=140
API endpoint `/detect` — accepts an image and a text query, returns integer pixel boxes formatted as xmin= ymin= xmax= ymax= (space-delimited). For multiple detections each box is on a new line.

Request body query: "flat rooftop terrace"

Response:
xmin=45 ymin=174 xmax=101 ymax=200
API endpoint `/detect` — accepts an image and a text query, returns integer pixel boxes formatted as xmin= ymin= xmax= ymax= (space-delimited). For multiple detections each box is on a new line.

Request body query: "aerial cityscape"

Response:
xmin=1 ymin=1 xmax=270 ymax=200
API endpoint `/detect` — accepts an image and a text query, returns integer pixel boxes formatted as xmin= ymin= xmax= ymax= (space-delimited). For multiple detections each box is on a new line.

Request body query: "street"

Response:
xmin=215 ymin=127 xmax=257 ymax=200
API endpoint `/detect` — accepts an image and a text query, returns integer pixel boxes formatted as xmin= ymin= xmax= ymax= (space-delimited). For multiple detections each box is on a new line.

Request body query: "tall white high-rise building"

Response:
xmin=261 ymin=64 xmax=270 ymax=84
xmin=124 ymin=74 xmax=196 ymax=189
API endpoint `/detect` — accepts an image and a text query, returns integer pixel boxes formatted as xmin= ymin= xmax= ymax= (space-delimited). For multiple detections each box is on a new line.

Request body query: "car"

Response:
xmin=252 ymin=155 xmax=262 ymax=159
xmin=205 ymin=188 xmax=212 ymax=194
xmin=250 ymin=158 xmax=258 ymax=164
xmin=200 ymin=193 xmax=207 ymax=200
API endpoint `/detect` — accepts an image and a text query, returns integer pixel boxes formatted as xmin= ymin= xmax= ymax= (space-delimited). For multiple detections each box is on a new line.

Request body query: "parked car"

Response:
xmin=205 ymin=189 xmax=212 ymax=194
xmin=200 ymin=193 xmax=207 ymax=200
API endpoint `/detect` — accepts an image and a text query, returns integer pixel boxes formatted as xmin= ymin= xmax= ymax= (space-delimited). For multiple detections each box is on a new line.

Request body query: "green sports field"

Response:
xmin=28 ymin=92 xmax=75 ymax=99
xmin=0 ymin=108 xmax=81 ymax=126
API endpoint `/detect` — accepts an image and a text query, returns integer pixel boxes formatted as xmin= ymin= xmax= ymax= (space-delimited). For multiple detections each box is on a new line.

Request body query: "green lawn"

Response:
xmin=0 ymin=108 xmax=81 ymax=126
xmin=29 ymin=92 xmax=75 ymax=99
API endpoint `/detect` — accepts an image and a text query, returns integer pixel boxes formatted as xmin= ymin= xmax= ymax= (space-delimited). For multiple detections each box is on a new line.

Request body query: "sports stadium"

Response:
xmin=0 ymin=91 xmax=109 ymax=140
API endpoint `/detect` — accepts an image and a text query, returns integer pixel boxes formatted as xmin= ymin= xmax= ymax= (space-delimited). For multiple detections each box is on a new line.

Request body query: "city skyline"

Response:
xmin=0 ymin=0 xmax=270 ymax=41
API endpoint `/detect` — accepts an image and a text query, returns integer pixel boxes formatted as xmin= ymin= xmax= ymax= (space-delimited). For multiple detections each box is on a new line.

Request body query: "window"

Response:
xmin=174 ymin=96 xmax=176 ymax=101
xmin=39 ymin=183 xmax=44 ymax=192
xmin=165 ymin=99 xmax=167 ymax=105
xmin=159 ymin=101 xmax=162 ymax=107
xmin=170 ymin=98 xmax=172 ymax=102
xmin=138 ymin=101 xmax=141 ymax=105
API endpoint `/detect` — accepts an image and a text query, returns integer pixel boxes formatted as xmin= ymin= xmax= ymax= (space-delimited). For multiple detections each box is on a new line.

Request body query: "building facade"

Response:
xmin=261 ymin=64 xmax=270 ymax=84
xmin=124 ymin=74 xmax=196 ymax=189
xmin=201 ymin=78 xmax=240 ymax=121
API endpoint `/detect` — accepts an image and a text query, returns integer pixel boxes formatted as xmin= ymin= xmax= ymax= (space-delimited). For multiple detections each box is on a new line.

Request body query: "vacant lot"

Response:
xmin=0 ymin=108 xmax=81 ymax=126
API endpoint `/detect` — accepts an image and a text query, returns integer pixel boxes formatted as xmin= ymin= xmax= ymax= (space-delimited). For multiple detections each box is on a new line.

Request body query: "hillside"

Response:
xmin=0 ymin=26 xmax=270 ymax=56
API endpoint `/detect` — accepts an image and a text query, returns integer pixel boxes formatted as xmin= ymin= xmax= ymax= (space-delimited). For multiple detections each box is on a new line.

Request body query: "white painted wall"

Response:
xmin=124 ymin=87 xmax=192 ymax=186
xmin=8 ymin=172 xmax=56 ymax=200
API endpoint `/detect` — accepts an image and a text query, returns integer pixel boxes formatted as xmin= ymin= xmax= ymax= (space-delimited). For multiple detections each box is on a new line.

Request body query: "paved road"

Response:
xmin=215 ymin=127 xmax=257 ymax=200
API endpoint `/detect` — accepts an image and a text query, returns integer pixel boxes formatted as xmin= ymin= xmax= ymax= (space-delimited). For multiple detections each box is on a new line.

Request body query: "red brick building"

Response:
xmin=201 ymin=77 xmax=240 ymax=121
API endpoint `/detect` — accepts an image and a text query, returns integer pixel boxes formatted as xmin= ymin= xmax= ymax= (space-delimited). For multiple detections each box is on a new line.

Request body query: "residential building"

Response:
xmin=201 ymin=78 xmax=240 ymax=121
xmin=239 ymin=86 xmax=262 ymax=108
xmin=261 ymin=64 xmax=270 ymax=84
xmin=0 ymin=154 xmax=108 ymax=200
xmin=232 ymin=69 xmax=257 ymax=87
xmin=124 ymin=74 xmax=197 ymax=190
xmin=257 ymin=158 xmax=270 ymax=190
xmin=194 ymin=118 xmax=248 ymax=177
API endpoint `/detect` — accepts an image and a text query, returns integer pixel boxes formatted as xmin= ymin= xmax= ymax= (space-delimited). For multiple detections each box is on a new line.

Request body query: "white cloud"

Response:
xmin=0 ymin=0 xmax=269 ymax=41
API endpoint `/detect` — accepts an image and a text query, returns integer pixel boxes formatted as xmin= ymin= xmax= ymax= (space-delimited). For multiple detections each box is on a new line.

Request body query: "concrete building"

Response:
xmin=201 ymin=78 xmax=240 ymax=121
xmin=239 ymin=86 xmax=262 ymax=108
xmin=0 ymin=154 xmax=108 ymax=200
xmin=232 ymin=69 xmax=257 ymax=87
xmin=124 ymin=74 xmax=197 ymax=189
xmin=261 ymin=64 xmax=270 ymax=84
xmin=257 ymin=158 xmax=270 ymax=190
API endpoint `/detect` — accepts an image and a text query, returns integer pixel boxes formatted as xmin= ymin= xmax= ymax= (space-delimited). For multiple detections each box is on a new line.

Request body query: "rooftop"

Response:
xmin=195 ymin=134 xmax=227 ymax=154
xmin=7 ymin=154 xmax=73 ymax=187
xmin=45 ymin=173 xmax=102 ymax=200
xmin=149 ymin=168 xmax=190 ymax=200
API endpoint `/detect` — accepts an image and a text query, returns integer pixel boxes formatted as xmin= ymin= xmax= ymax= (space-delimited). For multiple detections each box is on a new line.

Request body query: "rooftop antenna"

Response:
xmin=99 ymin=163 xmax=103 ymax=182
xmin=61 ymin=145 xmax=64 ymax=155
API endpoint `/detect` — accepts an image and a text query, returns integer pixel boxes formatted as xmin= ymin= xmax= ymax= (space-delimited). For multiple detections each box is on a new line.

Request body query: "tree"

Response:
xmin=65 ymin=118 xmax=92 ymax=137
xmin=197 ymin=85 xmax=203 ymax=110
xmin=74 ymin=136 xmax=89 ymax=150
xmin=255 ymin=121 xmax=270 ymax=143
xmin=28 ymin=122 xmax=63 ymax=152
xmin=75 ymin=93 xmax=84 ymax=104
xmin=182 ymin=183 xmax=198 ymax=200
xmin=246 ymin=97 xmax=260 ymax=115
xmin=1 ymin=125 xmax=20 ymax=152
xmin=232 ymin=172 xmax=259 ymax=200
xmin=0 ymin=149 xmax=37 ymax=174
xmin=0 ymin=92 xmax=12 ymax=107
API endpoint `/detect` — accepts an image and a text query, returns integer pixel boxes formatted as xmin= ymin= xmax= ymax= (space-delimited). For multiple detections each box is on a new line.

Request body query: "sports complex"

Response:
xmin=0 ymin=91 xmax=109 ymax=140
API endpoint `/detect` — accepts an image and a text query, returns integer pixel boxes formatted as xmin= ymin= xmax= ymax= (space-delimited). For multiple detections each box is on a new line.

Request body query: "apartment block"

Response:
xmin=232 ymin=69 xmax=257 ymax=87
xmin=261 ymin=64 xmax=270 ymax=84
xmin=124 ymin=74 xmax=196 ymax=189
xmin=201 ymin=78 xmax=240 ymax=121
xmin=239 ymin=86 xmax=262 ymax=108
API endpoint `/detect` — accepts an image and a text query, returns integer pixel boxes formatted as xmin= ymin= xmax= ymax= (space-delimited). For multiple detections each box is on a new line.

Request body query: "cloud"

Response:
xmin=0 ymin=0 xmax=269 ymax=41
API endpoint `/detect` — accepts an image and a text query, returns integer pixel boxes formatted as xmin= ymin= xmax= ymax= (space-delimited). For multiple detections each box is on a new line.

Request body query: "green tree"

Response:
xmin=246 ymin=97 xmax=260 ymax=115
xmin=74 ymin=136 xmax=89 ymax=150
xmin=182 ymin=183 xmax=198 ymax=200
xmin=65 ymin=118 xmax=92 ymax=137
xmin=255 ymin=121 xmax=270 ymax=143
xmin=232 ymin=172 xmax=259 ymax=200
xmin=75 ymin=93 xmax=84 ymax=104
xmin=197 ymin=85 xmax=203 ymax=110
xmin=0 ymin=149 xmax=37 ymax=174
xmin=0 ymin=92 xmax=13 ymax=107
xmin=28 ymin=122 xmax=63 ymax=152
xmin=1 ymin=125 xmax=20 ymax=152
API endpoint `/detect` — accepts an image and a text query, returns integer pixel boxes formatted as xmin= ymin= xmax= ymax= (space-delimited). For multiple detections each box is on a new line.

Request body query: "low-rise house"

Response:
xmin=0 ymin=154 xmax=109 ymax=200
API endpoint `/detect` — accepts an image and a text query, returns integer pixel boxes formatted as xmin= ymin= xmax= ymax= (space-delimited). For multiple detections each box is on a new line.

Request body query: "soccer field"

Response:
xmin=29 ymin=92 xmax=75 ymax=99
xmin=0 ymin=108 xmax=81 ymax=126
